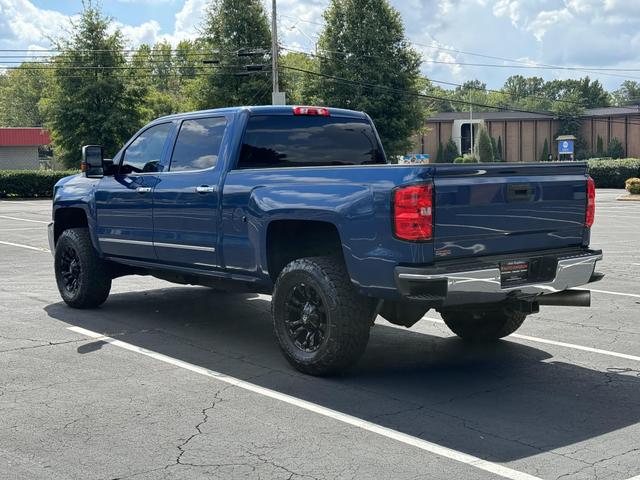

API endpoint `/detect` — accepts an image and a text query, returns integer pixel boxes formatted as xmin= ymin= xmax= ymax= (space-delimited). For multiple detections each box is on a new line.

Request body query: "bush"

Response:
xmin=443 ymin=138 xmax=459 ymax=163
xmin=453 ymin=157 xmax=465 ymax=163
xmin=0 ymin=170 xmax=79 ymax=198
xmin=587 ymin=159 xmax=640 ymax=188
xmin=626 ymin=177 xmax=640 ymax=195
xmin=475 ymin=127 xmax=494 ymax=163
xmin=607 ymin=137 xmax=625 ymax=159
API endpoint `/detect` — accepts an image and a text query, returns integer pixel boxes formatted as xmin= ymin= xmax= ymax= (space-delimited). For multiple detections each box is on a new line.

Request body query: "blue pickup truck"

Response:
xmin=50 ymin=105 xmax=602 ymax=375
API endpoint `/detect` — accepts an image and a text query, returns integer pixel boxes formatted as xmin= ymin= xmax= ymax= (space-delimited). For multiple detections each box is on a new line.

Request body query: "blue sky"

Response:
xmin=2 ymin=0 xmax=640 ymax=91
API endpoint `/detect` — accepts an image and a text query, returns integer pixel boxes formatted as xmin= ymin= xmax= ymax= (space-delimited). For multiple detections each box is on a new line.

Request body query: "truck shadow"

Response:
xmin=44 ymin=287 xmax=640 ymax=463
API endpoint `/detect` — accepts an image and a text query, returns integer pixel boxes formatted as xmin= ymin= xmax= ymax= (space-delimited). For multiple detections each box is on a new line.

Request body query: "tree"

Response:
xmin=0 ymin=63 xmax=51 ymax=127
xmin=313 ymin=0 xmax=425 ymax=156
xmin=443 ymin=138 xmax=459 ymax=163
xmin=435 ymin=142 xmax=444 ymax=163
xmin=596 ymin=135 xmax=605 ymax=156
xmin=496 ymin=136 xmax=504 ymax=162
xmin=539 ymin=138 xmax=549 ymax=162
xmin=41 ymin=1 xmax=146 ymax=166
xmin=188 ymin=0 xmax=272 ymax=110
xmin=475 ymin=126 xmax=494 ymax=163
xmin=280 ymin=51 xmax=321 ymax=105
xmin=607 ymin=137 xmax=625 ymax=159
xmin=612 ymin=81 xmax=640 ymax=106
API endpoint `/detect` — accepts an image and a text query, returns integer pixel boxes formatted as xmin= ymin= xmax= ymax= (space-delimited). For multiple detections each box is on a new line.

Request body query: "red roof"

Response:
xmin=0 ymin=128 xmax=51 ymax=146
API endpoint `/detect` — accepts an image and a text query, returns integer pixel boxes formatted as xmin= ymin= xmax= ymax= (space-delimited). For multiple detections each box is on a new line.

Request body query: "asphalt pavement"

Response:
xmin=0 ymin=189 xmax=638 ymax=480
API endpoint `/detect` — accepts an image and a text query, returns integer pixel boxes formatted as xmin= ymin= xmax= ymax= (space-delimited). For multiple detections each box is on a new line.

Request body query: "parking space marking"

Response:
xmin=0 ymin=240 xmax=50 ymax=253
xmin=67 ymin=325 xmax=543 ymax=480
xmin=0 ymin=215 xmax=49 ymax=224
xmin=0 ymin=227 xmax=46 ymax=232
xmin=590 ymin=288 xmax=640 ymax=299
xmin=422 ymin=318 xmax=640 ymax=363
xmin=624 ymin=475 xmax=640 ymax=480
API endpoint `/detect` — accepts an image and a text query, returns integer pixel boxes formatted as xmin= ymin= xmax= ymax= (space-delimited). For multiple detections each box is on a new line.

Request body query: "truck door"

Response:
xmin=95 ymin=122 xmax=174 ymax=261
xmin=152 ymin=116 xmax=228 ymax=269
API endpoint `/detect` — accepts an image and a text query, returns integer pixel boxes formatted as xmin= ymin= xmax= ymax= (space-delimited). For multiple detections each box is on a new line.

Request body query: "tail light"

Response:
xmin=393 ymin=184 xmax=433 ymax=241
xmin=293 ymin=106 xmax=330 ymax=116
xmin=586 ymin=176 xmax=596 ymax=227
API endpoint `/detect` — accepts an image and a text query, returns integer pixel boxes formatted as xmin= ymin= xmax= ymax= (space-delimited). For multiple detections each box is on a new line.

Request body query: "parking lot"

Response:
xmin=0 ymin=189 xmax=638 ymax=480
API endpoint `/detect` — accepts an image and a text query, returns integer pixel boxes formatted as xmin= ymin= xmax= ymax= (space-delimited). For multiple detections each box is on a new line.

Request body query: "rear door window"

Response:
xmin=169 ymin=117 xmax=227 ymax=172
xmin=237 ymin=115 xmax=386 ymax=169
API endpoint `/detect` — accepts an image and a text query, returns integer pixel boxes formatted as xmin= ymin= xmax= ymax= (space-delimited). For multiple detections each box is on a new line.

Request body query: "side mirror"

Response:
xmin=82 ymin=145 xmax=104 ymax=178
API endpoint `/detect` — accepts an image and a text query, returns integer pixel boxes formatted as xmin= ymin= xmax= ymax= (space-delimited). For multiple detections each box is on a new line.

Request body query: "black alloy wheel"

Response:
xmin=284 ymin=282 xmax=328 ymax=353
xmin=59 ymin=245 xmax=82 ymax=295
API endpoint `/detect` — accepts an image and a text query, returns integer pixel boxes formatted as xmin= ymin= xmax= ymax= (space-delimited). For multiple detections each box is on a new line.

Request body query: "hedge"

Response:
xmin=587 ymin=159 xmax=640 ymax=189
xmin=0 ymin=170 xmax=79 ymax=198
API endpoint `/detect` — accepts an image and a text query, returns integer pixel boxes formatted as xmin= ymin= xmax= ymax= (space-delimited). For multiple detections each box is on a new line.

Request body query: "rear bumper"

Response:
xmin=395 ymin=249 xmax=603 ymax=306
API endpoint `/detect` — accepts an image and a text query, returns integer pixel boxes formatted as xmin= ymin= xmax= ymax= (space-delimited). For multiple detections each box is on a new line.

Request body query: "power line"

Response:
xmin=281 ymin=46 xmax=591 ymax=109
xmin=280 ymin=64 xmax=640 ymax=130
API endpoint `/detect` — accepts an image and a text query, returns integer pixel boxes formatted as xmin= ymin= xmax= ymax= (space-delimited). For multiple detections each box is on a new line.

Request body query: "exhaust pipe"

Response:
xmin=537 ymin=289 xmax=591 ymax=307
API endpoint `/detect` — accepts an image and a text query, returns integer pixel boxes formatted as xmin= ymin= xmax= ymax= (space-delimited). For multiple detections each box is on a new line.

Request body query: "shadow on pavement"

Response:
xmin=44 ymin=286 xmax=640 ymax=463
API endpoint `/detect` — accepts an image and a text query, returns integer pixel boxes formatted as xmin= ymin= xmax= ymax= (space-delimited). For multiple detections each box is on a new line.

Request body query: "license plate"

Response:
xmin=500 ymin=260 xmax=530 ymax=286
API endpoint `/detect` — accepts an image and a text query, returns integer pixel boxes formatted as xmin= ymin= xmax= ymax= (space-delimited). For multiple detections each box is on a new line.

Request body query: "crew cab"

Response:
xmin=50 ymin=105 xmax=603 ymax=375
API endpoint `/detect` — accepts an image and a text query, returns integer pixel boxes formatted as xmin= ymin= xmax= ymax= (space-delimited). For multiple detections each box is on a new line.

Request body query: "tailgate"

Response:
xmin=433 ymin=163 xmax=589 ymax=261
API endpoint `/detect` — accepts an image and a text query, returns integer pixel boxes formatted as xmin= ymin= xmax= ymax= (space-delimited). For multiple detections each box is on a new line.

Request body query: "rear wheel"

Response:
xmin=272 ymin=256 xmax=375 ymax=376
xmin=54 ymin=228 xmax=112 ymax=309
xmin=440 ymin=305 xmax=527 ymax=341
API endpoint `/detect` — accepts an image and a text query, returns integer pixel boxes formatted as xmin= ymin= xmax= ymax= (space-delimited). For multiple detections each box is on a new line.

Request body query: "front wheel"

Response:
xmin=440 ymin=305 xmax=527 ymax=341
xmin=54 ymin=228 xmax=112 ymax=309
xmin=272 ymin=256 xmax=375 ymax=376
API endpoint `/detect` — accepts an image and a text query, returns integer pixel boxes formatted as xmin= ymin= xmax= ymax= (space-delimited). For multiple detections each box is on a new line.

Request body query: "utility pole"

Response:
xmin=271 ymin=0 xmax=285 ymax=105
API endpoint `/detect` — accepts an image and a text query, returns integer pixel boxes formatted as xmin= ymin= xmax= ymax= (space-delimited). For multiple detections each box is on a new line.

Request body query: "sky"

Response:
xmin=1 ymin=0 xmax=640 ymax=92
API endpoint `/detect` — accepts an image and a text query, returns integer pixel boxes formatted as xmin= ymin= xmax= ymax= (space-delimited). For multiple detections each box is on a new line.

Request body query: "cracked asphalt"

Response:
xmin=0 ymin=189 xmax=639 ymax=480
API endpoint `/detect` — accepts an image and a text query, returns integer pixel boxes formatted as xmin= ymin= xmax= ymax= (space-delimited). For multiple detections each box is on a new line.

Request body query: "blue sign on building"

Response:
xmin=558 ymin=139 xmax=574 ymax=155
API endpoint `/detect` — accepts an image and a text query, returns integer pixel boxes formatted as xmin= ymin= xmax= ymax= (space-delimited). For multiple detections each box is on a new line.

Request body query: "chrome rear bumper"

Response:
xmin=395 ymin=250 xmax=603 ymax=306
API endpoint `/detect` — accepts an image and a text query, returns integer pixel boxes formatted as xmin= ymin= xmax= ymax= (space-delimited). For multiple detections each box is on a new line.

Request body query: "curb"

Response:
xmin=616 ymin=194 xmax=640 ymax=202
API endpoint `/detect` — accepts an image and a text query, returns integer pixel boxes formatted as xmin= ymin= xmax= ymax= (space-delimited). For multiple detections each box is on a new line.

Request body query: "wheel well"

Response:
xmin=266 ymin=220 xmax=343 ymax=281
xmin=54 ymin=208 xmax=88 ymax=244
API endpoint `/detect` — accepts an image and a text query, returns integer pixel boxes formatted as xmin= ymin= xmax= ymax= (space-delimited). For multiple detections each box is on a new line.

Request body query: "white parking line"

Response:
xmin=0 ymin=215 xmax=49 ymax=224
xmin=422 ymin=318 xmax=640 ymax=363
xmin=590 ymin=288 xmax=640 ymax=299
xmin=0 ymin=240 xmax=50 ymax=253
xmin=67 ymin=325 xmax=542 ymax=480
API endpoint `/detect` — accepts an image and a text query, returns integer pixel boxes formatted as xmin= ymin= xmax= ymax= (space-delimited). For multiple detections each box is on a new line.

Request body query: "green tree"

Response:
xmin=312 ymin=0 xmax=425 ymax=155
xmin=596 ymin=135 xmax=604 ymax=156
xmin=41 ymin=1 xmax=146 ymax=166
xmin=612 ymin=80 xmax=640 ymax=106
xmin=188 ymin=0 xmax=272 ymax=110
xmin=0 ymin=63 xmax=51 ymax=127
xmin=280 ymin=51 xmax=321 ymax=105
xmin=539 ymin=138 xmax=549 ymax=162
xmin=496 ymin=136 xmax=504 ymax=162
xmin=443 ymin=138 xmax=459 ymax=163
xmin=475 ymin=126 xmax=494 ymax=163
xmin=607 ymin=137 xmax=625 ymax=159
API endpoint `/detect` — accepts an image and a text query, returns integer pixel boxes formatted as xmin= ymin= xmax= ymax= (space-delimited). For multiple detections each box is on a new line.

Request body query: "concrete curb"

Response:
xmin=616 ymin=194 xmax=640 ymax=201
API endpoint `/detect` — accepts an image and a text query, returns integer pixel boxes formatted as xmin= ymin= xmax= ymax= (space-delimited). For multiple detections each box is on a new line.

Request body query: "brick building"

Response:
xmin=0 ymin=128 xmax=52 ymax=170
xmin=416 ymin=106 xmax=640 ymax=162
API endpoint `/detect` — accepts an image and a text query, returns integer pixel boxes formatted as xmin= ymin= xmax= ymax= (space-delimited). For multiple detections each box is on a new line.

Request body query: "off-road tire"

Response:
xmin=272 ymin=256 xmax=375 ymax=376
xmin=440 ymin=306 xmax=527 ymax=341
xmin=54 ymin=228 xmax=112 ymax=309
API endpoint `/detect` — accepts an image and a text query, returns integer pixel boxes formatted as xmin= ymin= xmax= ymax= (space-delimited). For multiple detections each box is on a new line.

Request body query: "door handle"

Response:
xmin=136 ymin=187 xmax=152 ymax=194
xmin=195 ymin=185 xmax=215 ymax=194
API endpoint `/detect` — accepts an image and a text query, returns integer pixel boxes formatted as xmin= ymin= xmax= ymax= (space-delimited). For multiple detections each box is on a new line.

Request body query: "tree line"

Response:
xmin=0 ymin=0 xmax=638 ymax=167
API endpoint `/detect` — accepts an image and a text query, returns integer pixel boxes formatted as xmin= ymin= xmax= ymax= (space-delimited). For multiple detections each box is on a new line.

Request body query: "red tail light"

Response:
xmin=393 ymin=184 xmax=433 ymax=241
xmin=293 ymin=106 xmax=330 ymax=116
xmin=586 ymin=176 xmax=596 ymax=228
